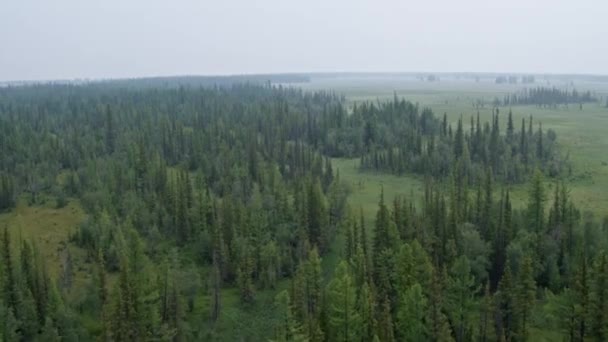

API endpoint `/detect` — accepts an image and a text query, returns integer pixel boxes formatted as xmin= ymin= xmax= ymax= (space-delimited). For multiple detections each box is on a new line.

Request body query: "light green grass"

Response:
xmin=334 ymin=157 xmax=425 ymax=219
xmin=0 ymin=198 xmax=86 ymax=277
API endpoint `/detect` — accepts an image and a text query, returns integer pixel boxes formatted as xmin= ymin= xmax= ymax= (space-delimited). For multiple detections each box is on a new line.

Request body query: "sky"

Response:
xmin=1 ymin=0 xmax=607 ymax=81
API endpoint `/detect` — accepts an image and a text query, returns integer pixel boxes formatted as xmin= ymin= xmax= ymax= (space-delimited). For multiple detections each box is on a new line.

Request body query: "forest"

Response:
xmin=0 ymin=80 xmax=607 ymax=342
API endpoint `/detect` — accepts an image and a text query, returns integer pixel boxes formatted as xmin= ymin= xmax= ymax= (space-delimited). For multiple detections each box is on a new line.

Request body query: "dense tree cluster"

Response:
xmin=0 ymin=83 xmax=348 ymax=340
xmin=494 ymin=75 xmax=535 ymax=84
xmin=308 ymin=170 xmax=608 ymax=341
xmin=1 ymin=228 xmax=84 ymax=340
xmin=359 ymin=105 xmax=565 ymax=183
xmin=495 ymin=75 xmax=520 ymax=84
xmin=501 ymin=87 xmax=595 ymax=107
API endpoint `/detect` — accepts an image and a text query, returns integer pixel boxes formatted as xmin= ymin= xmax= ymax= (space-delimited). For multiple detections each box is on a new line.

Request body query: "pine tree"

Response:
xmin=373 ymin=188 xmax=393 ymax=275
xmin=236 ymin=240 xmax=255 ymax=303
xmin=359 ymin=208 xmax=371 ymax=282
xmin=112 ymin=255 xmax=139 ymax=341
xmin=40 ymin=317 xmax=61 ymax=342
xmin=520 ymin=118 xmax=528 ymax=166
xmin=273 ymin=290 xmax=307 ymax=342
xmin=590 ymin=252 xmax=608 ymax=341
xmin=481 ymin=168 xmax=494 ymax=242
xmin=358 ymin=281 xmax=376 ymax=342
xmin=573 ymin=254 xmax=590 ymax=341
xmin=397 ymin=283 xmax=428 ymax=341
xmin=537 ymin=122 xmax=544 ymax=161
xmin=428 ymin=268 xmax=454 ymax=342
xmin=377 ymin=296 xmax=395 ymax=342
xmin=491 ymin=190 xmax=512 ymax=290
xmin=1 ymin=228 xmax=19 ymax=323
xmin=210 ymin=251 xmax=222 ymax=322
xmin=260 ymin=240 xmax=280 ymax=289
xmin=489 ymin=111 xmax=500 ymax=172
xmin=527 ymin=169 xmax=546 ymax=259
xmin=394 ymin=243 xmax=415 ymax=294
xmin=97 ymin=248 xmax=110 ymax=341
xmin=447 ymin=256 xmax=476 ymax=342
xmin=326 ymin=261 xmax=360 ymax=342
xmin=517 ymin=255 xmax=536 ymax=340
xmin=105 ymin=104 xmax=115 ymax=154
xmin=497 ymin=259 xmax=516 ymax=341
xmin=478 ymin=282 xmax=494 ymax=342
xmin=506 ymin=109 xmax=514 ymax=143
xmin=294 ymin=248 xmax=324 ymax=342
xmin=307 ymin=180 xmax=328 ymax=251
xmin=455 ymin=117 xmax=464 ymax=158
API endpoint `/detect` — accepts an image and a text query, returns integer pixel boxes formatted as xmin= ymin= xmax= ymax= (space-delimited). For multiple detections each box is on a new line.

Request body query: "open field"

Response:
xmin=0 ymin=198 xmax=86 ymax=277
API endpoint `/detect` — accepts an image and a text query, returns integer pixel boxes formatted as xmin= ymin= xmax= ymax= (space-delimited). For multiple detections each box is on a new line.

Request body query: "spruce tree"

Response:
xmin=527 ymin=169 xmax=546 ymax=259
xmin=447 ymin=256 xmax=476 ymax=342
xmin=358 ymin=281 xmax=376 ymax=342
xmin=273 ymin=290 xmax=307 ymax=342
xmin=326 ymin=261 xmax=360 ymax=342
xmin=428 ymin=268 xmax=454 ymax=342
xmin=517 ymin=255 xmax=536 ymax=340
xmin=376 ymin=296 xmax=395 ymax=342
xmin=590 ymin=252 xmax=608 ymax=341
xmin=397 ymin=283 xmax=428 ymax=341
xmin=573 ymin=254 xmax=590 ymax=340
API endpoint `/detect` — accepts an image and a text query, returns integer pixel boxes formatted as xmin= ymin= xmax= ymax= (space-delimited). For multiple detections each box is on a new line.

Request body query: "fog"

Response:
xmin=1 ymin=0 xmax=607 ymax=81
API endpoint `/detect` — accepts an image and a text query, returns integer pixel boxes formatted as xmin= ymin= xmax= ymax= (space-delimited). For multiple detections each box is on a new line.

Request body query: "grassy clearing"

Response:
xmin=334 ymin=157 xmax=425 ymax=219
xmin=307 ymin=76 xmax=608 ymax=219
xmin=0 ymin=197 xmax=89 ymax=293
xmin=191 ymin=278 xmax=291 ymax=341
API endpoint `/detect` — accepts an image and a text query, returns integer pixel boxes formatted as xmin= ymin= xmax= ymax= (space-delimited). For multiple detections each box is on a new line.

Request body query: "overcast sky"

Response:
xmin=1 ymin=0 xmax=607 ymax=81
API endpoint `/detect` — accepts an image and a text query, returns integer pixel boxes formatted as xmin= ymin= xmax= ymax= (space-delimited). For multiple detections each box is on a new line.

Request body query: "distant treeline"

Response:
xmin=103 ymin=74 xmax=311 ymax=88
xmin=495 ymin=75 xmax=535 ymax=84
xmin=0 ymin=74 xmax=311 ymax=90
xmin=500 ymin=87 xmax=595 ymax=107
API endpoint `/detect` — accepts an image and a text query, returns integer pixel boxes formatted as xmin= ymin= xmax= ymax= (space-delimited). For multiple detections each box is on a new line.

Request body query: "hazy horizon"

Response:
xmin=2 ymin=0 xmax=607 ymax=82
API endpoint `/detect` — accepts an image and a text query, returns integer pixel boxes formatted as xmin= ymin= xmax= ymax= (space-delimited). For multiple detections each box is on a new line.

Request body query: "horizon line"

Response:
xmin=3 ymin=70 xmax=608 ymax=85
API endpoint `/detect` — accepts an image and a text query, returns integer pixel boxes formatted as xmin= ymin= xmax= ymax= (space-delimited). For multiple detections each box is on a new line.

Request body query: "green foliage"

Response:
xmin=325 ymin=261 xmax=360 ymax=342
xmin=446 ymin=256 xmax=476 ymax=342
xmin=396 ymin=283 xmax=428 ymax=341
xmin=273 ymin=290 xmax=307 ymax=342
xmin=0 ymin=173 xmax=15 ymax=211
xmin=516 ymin=255 xmax=537 ymax=339
xmin=0 ymin=78 xmax=606 ymax=341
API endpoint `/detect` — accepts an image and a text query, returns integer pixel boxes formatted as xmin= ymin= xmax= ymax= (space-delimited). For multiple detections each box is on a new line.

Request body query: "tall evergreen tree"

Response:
xmin=517 ymin=255 xmax=536 ymax=340
xmin=326 ymin=261 xmax=360 ymax=342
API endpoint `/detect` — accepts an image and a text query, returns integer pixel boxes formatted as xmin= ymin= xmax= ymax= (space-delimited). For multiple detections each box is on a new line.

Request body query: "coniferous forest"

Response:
xmin=0 ymin=80 xmax=607 ymax=342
